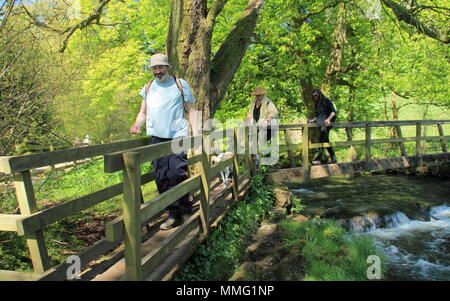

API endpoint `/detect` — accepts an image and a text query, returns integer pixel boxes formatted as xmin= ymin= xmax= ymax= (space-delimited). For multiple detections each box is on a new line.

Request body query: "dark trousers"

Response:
xmin=151 ymin=136 xmax=192 ymax=219
xmin=316 ymin=126 xmax=335 ymax=160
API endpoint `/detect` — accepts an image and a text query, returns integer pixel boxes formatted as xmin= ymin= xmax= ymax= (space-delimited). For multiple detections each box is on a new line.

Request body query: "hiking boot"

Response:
xmin=182 ymin=213 xmax=192 ymax=223
xmin=160 ymin=217 xmax=183 ymax=231
xmin=329 ymin=156 xmax=337 ymax=164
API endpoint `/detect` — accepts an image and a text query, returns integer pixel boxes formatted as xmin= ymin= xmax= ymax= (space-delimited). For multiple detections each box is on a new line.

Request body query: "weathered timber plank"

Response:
xmin=14 ymin=171 xmax=51 ymax=273
xmin=265 ymin=153 xmax=450 ymax=184
xmin=395 ymin=125 xmax=407 ymax=156
xmin=0 ymin=269 xmax=54 ymax=281
xmin=104 ymin=177 xmax=200 ymax=243
xmin=284 ymin=129 xmax=296 ymax=167
xmin=209 ymin=157 xmax=234 ymax=179
xmin=238 ymin=170 xmax=251 ymax=184
xmin=17 ymin=172 xmax=154 ymax=236
xmin=140 ymin=176 xmax=201 ymax=224
xmin=38 ymin=238 xmax=122 ymax=281
xmin=104 ymin=136 xmax=201 ymax=173
xmin=122 ymin=152 xmax=143 ymax=281
xmin=302 ymin=126 xmax=309 ymax=178
xmin=141 ymin=213 xmax=200 ymax=278
xmin=0 ymin=214 xmax=22 ymax=232
xmin=309 ymin=136 xmax=450 ymax=150
xmin=437 ymin=124 xmax=448 ymax=153
xmin=0 ymin=138 xmax=151 ymax=174
xmin=278 ymin=120 xmax=450 ymax=130
xmin=279 ymin=144 xmax=302 ymax=152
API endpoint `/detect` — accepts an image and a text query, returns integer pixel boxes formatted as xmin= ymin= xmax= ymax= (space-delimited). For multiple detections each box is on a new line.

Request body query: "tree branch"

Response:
xmin=210 ymin=0 xmax=264 ymax=113
xmin=292 ymin=1 xmax=340 ymax=27
xmin=0 ymin=0 xmax=17 ymax=33
xmin=381 ymin=0 xmax=449 ymax=44
xmin=206 ymin=0 xmax=229 ymax=28
xmin=58 ymin=0 xmax=112 ymax=52
xmin=20 ymin=0 xmax=112 ymax=52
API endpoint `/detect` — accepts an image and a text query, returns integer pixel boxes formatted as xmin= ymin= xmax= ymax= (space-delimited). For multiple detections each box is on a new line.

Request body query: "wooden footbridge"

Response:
xmin=0 ymin=120 xmax=449 ymax=281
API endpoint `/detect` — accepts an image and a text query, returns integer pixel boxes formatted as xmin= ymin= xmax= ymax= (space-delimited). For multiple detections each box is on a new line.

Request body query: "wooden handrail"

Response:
xmin=0 ymin=120 xmax=448 ymax=281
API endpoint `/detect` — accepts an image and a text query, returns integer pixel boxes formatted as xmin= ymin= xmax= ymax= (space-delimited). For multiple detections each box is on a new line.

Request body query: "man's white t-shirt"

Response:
xmin=139 ymin=77 xmax=195 ymax=138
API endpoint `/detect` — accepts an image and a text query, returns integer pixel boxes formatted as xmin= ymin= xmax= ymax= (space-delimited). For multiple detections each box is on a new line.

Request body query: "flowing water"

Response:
xmin=289 ymin=174 xmax=450 ymax=281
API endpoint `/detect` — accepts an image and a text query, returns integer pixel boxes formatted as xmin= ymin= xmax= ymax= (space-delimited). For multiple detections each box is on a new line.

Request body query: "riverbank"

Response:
xmin=289 ymin=173 xmax=450 ymax=281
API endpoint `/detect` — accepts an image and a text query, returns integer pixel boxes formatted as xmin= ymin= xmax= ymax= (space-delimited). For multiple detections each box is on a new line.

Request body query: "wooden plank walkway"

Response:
xmin=90 ymin=178 xmax=249 ymax=281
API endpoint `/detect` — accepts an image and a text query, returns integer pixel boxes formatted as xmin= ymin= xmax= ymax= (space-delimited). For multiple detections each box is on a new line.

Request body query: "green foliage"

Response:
xmin=290 ymin=195 xmax=304 ymax=214
xmin=279 ymin=218 xmax=386 ymax=281
xmin=175 ymin=175 xmax=275 ymax=281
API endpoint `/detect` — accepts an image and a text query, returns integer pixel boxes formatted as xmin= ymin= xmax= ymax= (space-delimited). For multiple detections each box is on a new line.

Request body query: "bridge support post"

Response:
xmin=416 ymin=122 xmax=423 ymax=166
xmin=395 ymin=125 xmax=407 ymax=156
xmin=13 ymin=171 xmax=51 ymax=273
xmin=345 ymin=127 xmax=357 ymax=161
xmin=285 ymin=129 xmax=296 ymax=167
xmin=437 ymin=124 xmax=447 ymax=153
xmin=302 ymin=125 xmax=310 ymax=179
xmin=122 ymin=152 xmax=143 ymax=281
xmin=365 ymin=124 xmax=371 ymax=171
xmin=246 ymin=126 xmax=257 ymax=176
xmin=231 ymin=129 xmax=240 ymax=203
xmin=199 ymin=134 xmax=211 ymax=237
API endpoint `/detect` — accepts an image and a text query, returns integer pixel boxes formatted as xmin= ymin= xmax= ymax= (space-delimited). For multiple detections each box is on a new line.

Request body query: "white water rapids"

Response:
xmin=357 ymin=204 xmax=450 ymax=281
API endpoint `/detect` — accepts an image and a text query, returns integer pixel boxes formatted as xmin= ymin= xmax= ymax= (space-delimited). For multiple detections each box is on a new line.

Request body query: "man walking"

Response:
xmin=310 ymin=89 xmax=337 ymax=164
xmin=130 ymin=53 xmax=197 ymax=230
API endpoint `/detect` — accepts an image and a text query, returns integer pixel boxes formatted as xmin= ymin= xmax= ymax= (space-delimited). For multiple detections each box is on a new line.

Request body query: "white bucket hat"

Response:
xmin=149 ymin=53 xmax=171 ymax=68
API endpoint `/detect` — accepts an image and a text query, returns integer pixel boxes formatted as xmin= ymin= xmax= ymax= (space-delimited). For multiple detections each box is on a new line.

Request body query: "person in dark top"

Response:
xmin=310 ymin=89 xmax=337 ymax=164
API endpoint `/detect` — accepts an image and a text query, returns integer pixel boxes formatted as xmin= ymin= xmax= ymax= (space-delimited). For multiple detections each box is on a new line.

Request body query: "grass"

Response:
xmin=278 ymin=218 xmax=386 ymax=281
xmin=175 ymin=175 xmax=275 ymax=281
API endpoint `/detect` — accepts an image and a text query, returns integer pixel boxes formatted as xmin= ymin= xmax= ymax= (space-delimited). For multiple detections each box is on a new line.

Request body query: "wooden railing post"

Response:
xmin=231 ymin=129 xmax=241 ymax=202
xmin=416 ymin=122 xmax=423 ymax=166
xmin=302 ymin=125 xmax=309 ymax=179
xmin=437 ymin=124 xmax=447 ymax=153
xmin=365 ymin=123 xmax=371 ymax=171
xmin=199 ymin=134 xmax=211 ymax=236
xmin=122 ymin=152 xmax=143 ymax=281
xmin=13 ymin=171 xmax=51 ymax=273
xmin=345 ymin=126 xmax=356 ymax=161
xmin=285 ymin=129 xmax=296 ymax=167
xmin=246 ymin=126 xmax=257 ymax=176
xmin=395 ymin=125 xmax=407 ymax=156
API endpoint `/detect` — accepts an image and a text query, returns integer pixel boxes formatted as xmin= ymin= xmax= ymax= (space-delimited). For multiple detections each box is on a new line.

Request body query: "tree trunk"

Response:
xmin=390 ymin=91 xmax=399 ymax=138
xmin=166 ymin=0 xmax=264 ymax=124
xmin=322 ymin=3 xmax=347 ymax=92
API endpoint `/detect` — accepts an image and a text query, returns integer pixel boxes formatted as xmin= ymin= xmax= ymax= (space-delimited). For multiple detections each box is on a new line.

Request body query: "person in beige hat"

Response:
xmin=130 ymin=53 xmax=197 ymax=230
xmin=245 ymin=85 xmax=279 ymax=131
xmin=245 ymin=86 xmax=279 ymax=166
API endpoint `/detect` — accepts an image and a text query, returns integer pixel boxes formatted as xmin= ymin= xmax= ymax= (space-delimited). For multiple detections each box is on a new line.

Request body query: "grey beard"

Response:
xmin=157 ymin=73 xmax=171 ymax=82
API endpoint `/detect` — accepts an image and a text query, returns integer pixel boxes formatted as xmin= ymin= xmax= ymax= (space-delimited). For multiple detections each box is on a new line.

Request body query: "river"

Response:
xmin=289 ymin=174 xmax=450 ymax=281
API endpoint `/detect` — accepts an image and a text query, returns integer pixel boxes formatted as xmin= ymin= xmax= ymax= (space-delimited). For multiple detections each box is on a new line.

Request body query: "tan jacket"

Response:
xmin=246 ymin=96 xmax=279 ymax=126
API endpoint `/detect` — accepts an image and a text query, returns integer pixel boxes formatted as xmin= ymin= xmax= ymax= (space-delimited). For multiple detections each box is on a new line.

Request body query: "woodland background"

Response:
xmin=1 ymin=0 xmax=448 ymax=155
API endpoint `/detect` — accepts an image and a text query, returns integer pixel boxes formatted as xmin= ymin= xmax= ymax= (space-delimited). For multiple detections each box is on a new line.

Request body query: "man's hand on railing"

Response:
xmin=130 ymin=125 xmax=141 ymax=135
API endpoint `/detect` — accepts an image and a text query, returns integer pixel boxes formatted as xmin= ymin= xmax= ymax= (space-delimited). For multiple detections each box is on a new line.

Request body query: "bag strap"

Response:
xmin=145 ymin=79 xmax=154 ymax=96
xmin=173 ymin=76 xmax=189 ymax=116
